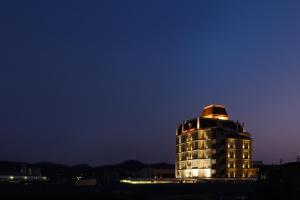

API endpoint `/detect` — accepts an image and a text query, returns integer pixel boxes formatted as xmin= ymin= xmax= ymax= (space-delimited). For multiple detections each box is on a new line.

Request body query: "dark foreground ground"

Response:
xmin=1 ymin=177 xmax=300 ymax=200
xmin=2 ymin=162 xmax=300 ymax=199
xmin=0 ymin=182 xmax=255 ymax=200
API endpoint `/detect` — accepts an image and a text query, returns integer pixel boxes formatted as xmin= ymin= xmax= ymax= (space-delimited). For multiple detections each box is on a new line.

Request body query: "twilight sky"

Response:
xmin=1 ymin=0 xmax=300 ymax=166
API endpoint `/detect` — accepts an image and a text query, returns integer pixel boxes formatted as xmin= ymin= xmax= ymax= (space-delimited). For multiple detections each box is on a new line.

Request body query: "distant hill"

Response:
xmin=0 ymin=160 xmax=175 ymax=179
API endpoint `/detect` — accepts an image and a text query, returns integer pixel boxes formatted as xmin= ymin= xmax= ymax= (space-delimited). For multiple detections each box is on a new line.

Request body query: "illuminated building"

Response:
xmin=176 ymin=104 xmax=255 ymax=179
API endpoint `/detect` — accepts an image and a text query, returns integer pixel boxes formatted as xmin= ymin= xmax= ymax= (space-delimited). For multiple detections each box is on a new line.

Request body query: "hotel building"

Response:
xmin=175 ymin=104 xmax=255 ymax=179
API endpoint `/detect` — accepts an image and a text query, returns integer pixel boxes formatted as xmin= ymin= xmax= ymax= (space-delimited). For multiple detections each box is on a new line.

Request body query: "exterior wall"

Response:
xmin=226 ymin=138 xmax=254 ymax=178
xmin=215 ymin=129 xmax=227 ymax=178
xmin=176 ymin=118 xmax=254 ymax=180
xmin=176 ymin=128 xmax=216 ymax=179
xmin=226 ymin=138 xmax=238 ymax=178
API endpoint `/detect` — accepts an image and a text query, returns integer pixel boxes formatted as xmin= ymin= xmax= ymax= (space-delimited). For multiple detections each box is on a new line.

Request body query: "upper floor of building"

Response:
xmin=177 ymin=104 xmax=248 ymax=136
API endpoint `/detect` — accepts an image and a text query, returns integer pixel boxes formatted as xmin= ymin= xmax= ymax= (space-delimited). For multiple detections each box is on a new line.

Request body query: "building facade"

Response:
xmin=175 ymin=104 xmax=255 ymax=179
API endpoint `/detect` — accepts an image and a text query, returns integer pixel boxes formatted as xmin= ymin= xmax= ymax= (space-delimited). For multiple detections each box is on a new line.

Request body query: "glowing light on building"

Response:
xmin=201 ymin=104 xmax=229 ymax=120
xmin=120 ymin=179 xmax=175 ymax=184
xmin=176 ymin=104 xmax=256 ymax=180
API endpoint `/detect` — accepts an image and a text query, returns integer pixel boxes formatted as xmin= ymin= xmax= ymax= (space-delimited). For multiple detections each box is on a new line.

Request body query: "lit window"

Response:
xmin=228 ymin=161 xmax=234 ymax=168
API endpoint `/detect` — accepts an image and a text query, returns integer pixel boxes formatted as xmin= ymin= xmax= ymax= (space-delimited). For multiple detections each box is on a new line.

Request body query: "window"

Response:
xmin=182 ymin=153 xmax=186 ymax=160
xmin=186 ymin=144 xmax=191 ymax=151
xmin=198 ymin=151 xmax=204 ymax=159
xmin=198 ymin=141 xmax=204 ymax=149
xmin=187 ymin=161 xmax=191 ymax=169
xmin=244 ymin=161 xmax=250 ymax=168
xmin=182 ymin=144 xmax=186 ymax=152
xmin=229 ymin=151 xmax=234 ymax=158
xmin=192 ymin=132 xmax=198 ymax=140
xmin=181 ymin=135 xmax=186 ymax=143
xmin=192 ymin=142 xmax=197 ymax=150
xmin=243 ymin=141 xmax=250 ymax=149
xmin=179 ymin=162 xmax=186 ymax=170
xmin=228 ymin=161 xmax=234 ymax=168
xmin=193 ymin=151 xmax=198 ymax=159
xmin=198 ymin=131 xmax=204 ymax=140
xmin=230 ymin=171 xmax=235 ymax=177
xmin=244 ymin=152 xmax=250 ymax=159
xmin=228 ymin=140 xmax=235 ymax=148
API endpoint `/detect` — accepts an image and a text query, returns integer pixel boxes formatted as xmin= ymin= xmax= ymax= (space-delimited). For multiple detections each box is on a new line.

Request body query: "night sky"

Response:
xmin=1 ymin=0 xmax=300 ymax=166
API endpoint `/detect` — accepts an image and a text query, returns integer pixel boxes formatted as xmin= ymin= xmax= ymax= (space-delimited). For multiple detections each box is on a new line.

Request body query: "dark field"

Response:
xmin=2 ymin=163 xmax=300 ymax=199
xmin=0 ymin=182 xmax=256 ymax=200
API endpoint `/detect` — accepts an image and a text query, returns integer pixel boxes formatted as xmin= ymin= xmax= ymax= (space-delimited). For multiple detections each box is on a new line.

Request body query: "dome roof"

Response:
xmin=201 ymin=104 xmax=229 ymax=120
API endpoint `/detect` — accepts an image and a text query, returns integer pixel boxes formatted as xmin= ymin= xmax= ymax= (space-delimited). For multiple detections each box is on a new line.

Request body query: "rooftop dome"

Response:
xmin=201 ymin=104 xmax=229 ymax=120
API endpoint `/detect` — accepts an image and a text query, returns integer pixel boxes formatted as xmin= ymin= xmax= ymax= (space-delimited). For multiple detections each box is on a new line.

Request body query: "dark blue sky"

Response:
xmin=1 ymin=0 xmax=300 ymax=165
